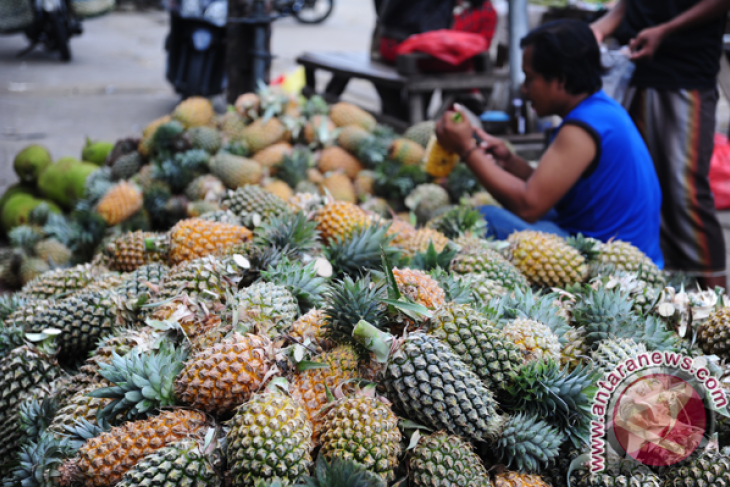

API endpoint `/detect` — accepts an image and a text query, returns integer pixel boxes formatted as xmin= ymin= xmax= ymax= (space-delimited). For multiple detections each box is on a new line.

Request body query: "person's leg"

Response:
xmin=629 ymin=88 xmax=727 ymax=289
xmin=480 ymin=205 xmax=569 ymax=240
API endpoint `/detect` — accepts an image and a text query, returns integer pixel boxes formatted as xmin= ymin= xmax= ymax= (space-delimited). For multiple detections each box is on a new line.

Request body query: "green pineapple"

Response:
xmin=113 ymin=263 xmax=169 ymax=301
xmin=18 ymin=263 xmax=99 ymax=299
xmin=258 ymin=257 xmax=329 ymax=315
xmin=186 ymin=126 xmax=223 ymax=154
xmin=19 ymin=257 xmax=51 ymax=286
xmin=155 ymin=255 xmax=242 ymax=303
xmin=19 ymin=394 xmax=59 ymax=444
xmin=409 ymin=431 xmax=491 ymax=487
xmin=661 ymin=450 xmax=730 ymax=485
xmin=405 ymin=183 xmax=451 ymax=224
xmin=34 ymin=238 xmax=72 ymax=266
xmin=428 ymin=303 xmax=523 ymax=390
xmin=298 ymin=455 xmax=386 ymax=487
xmin=220 ymin=184 xmax=291 ymax=227
xmin=324 ymin=223 xmax=399 ymax=278
xmin=426 ymin=205 xmax=487 ymax=239
xmin=404 ymin=121 xmax=436 ymax=148
xmin=227 ymin=281 xmax=299 ymax=336
xmin=451 ymin=247 xmax=529 ymax=290
xmin=455 ymin=274 xmax=507 ymax=305
xmin=593 ymin=240 xmax=666 ymax=287
xmin=493 ymin=413 xmax=564 ymax=473
xmin=560 ymin=325 xmax=590 ymax=370
xmin=185 ymin=174 xmax=227 ymax=202
xmin=591 ymin=337 xmax=647 ymax=375
xmin=3 ymin=433 xmax=77 ymax=487
xmin=275 ymin=147 xmax=314 ymax=190
xmin=110 ymin=152 xmax=143 ymax=181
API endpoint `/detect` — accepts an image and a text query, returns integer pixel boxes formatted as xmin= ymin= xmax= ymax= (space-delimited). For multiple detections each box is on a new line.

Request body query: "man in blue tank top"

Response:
xmin=435 ymin=19 xmax=663 ymax=267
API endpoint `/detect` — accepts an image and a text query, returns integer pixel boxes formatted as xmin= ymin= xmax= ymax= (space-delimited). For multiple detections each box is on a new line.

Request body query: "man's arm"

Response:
xmin=590 ymin=0 xmax=626 ymax=43
xmin=462 ymin=125 xmax=596 ymax=223
xmin=472 ymin=127 xmax=534 ymax=181
xmin=630 ymin=0 xmax=730 ymax=59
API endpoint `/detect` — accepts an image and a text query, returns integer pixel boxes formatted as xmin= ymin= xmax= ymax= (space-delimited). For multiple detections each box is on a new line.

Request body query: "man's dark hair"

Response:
xmin=520 ymin=19 xmax=603 ymax=95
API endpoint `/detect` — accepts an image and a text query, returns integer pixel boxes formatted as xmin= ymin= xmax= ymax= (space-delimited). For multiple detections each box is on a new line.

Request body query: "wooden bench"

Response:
xmin=296 ymin=50 xmax=509 ymax=130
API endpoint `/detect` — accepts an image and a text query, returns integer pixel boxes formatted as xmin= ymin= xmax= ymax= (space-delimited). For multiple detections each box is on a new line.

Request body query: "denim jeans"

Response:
xmin=479 ymin=206 xmax=570 ymax=240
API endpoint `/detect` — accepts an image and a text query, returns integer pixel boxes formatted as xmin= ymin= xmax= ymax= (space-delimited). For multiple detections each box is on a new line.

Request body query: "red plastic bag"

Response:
xmin=710 ymin=133 xmax=730 ymax=210
xmin=395 ymin=29 xmax=488 ymax=66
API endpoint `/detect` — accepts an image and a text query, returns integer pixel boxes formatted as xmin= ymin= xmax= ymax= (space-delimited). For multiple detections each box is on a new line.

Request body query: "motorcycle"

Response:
xmin=275 ymin=0 xmax=333 ymax=24
xmin=0 ymin=0 xmax=82 ymax=61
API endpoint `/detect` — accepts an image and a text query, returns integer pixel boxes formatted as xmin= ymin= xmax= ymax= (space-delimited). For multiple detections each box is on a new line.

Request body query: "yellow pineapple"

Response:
xmin=263 ymin=179 xmax=294 ymax=201
xmin=167 ymin=218 xmax=253 ymax=265
xmin=354 ymin=170 xmax=376 ymax=199
xmin=289 ymin=308 xmax=331 ymax=353
xmin=494 ymin=472 xmax=551 ymax=487
xmin=96 ymin=182 xmax=143 ymax=226
xmin=242 ymin=117 xmax=286 ymax=153
xmin=219 ymin=111 xmax=248 ymax=143
xmin=320 ymin=171 xmax=357 ymax=203
xmin=385 ymin=218 xmax=417 ymax=248
xmin=304 ymin=115 xmax=336 ymax=145
xmin=318 ymin=146 xmax=363 ymax=179
xmin=314 ymin=200 xmax=369 ymax=244
xmin=389 ymin=138 xmax=425 ymax=166
xmin=329 ymin=102 xmax=376 ymax=132
xmin=138 ymin=115 xmax=171 ymax=157
xmin=422 ymin=134 xmax=460 ymax=177
xmin=509 ymin=230 xmax=588 ymax=288
xmin=398 ymin=227 xmax=450 ymax=257
xmin=393 ymin=268 xmax=446 ymax=309
xmin=252 ymin=142 xmax=292 ymax=173
xmin=502 ymin=317 xmax=562 ymax=364
xmin=172 ymin=96 xmax=215 ymax=128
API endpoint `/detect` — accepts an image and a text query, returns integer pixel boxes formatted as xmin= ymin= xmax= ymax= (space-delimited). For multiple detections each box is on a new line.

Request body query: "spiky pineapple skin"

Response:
xmin=409 ymin=431 xmax=491 ymax=487
xmin=314 ymin=201 xmax=369 ymax=244
xmin=168 ymin=218 xmax=253 ymax=266
xmin=74 ymin=409 xmax=210 ymax=487
xmin=113 ymin=263 xmax=169 ymax=301
xmin=291 ymin=345 xmax=360 ymax=444
xmin=399 ymin=227 xmax=450 ymax=257
xmin=96 ymin=182 xmax=143 ymax=226
xmin=175 ymin=333 xmax=275 ymax=416
xmin=173 ymin=96 xmax=215 ymax=128
xmin=155 ymin=256 xmax=239 ymax=303
xmin=508 ymin=230 xmax=588 ymax=288
xmin=502 ymin=317 xmax=562 ymax=364
xmin=697 ymin=307 xmax=730 ymax=359
xmin=289 ymin=308 xmax=331 ymax=353
xmin=662 ymin=451 xmax=730 ymax=486
xmin=229 ymin=282 xmax=299 ymax=336
xmin=451 ymin=247 xmax=529 ymax=290
xmin=595 ymin=240 xmax=665 ymax=286
xmin=226 ymin=392 xmax=313 ymax=486
xmin=102 ymin=231 xmax=168 ymax=272
xmin=393 ymin=268 xmax=445 ymax=309
xmin=422 ymin=134 xmax=459 ymax=177
xmin=48 ymin=386 xmax=111 ymax=434
xmin=19 ymin=263 xmax=99 ymax=299
xmin=591 ymin=338 xmax=647 ymax=375
xmin=493 ymin=472 xmax=550 ymax=487
xmin=220 ymin=185 xmax=291 ymax=228
xmin=319 ymin=395 xmax=403 ymax=481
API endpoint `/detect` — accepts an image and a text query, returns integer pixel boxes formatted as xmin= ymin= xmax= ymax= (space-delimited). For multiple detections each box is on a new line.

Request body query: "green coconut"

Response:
xmin=81 ymin=138 xmax=115 ymax=166
xmin=13 ymin=145 xmax=52 ymax=184
xmin=38 ymin=158 xmax=97 ymax=209
xmin=1 ymin=194 xmax=61 ymax=233
xmin=0 ymin=184 xmax=37 ymax=215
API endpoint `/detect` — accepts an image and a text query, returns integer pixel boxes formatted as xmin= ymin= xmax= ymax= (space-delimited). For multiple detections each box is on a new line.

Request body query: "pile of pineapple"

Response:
xmin=0 ymin=185 xmax=730 ymax=487
xmin=1 ymin=86 xmax=484 ymax=290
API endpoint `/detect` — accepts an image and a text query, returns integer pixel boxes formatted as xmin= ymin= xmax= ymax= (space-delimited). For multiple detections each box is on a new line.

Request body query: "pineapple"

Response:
xmin=226 ymin=383 xmax=313 ymax=486
xmin=165 ymin=218 xmax=253 ymax=265
xmin=186 ymin=125 xmax=222 ymax=154
xmin=337 ymin=125 xmax=371 ymax=154
xmin=138 ymin=115 xmax=172 ymax=157
xmin=19 ymin=263 xmax=99 ymax=299
xmin=227 ymin=281 xmax=299 ymax=336
xmin=662 ymin=451 xmax=730 ymax=486
xmin=422 ymin=134 xmax=460 ymax=178
xmin=172 ymin=96 xmax=215 ymax=128
xmin=304 ymin=115 xmax=336 ymax=145
xmin=493 ymin=413 xmax=563 ymax=473
xmin=392 ymin=267 xmax=446 ymax=309
xmin=187 ymin=200 xmax=220 ymax=217
xmin=493 ymin=472 xmax=550 ymax=487
xmin=47 ymin=386 xmax=111 ymax=434
xmin=314 ymin=200 xmax=369 ymax=244
xmin=253 ymin=142 xmax=292 ymax=173
xmin=329 ymin=102 xmax=376 ymax=132
xmin=456 ymin=274 xmax=507 ymax=305
xmin=594 ymin=240 xmax=665 ymax=286
xmin=34 ymin=239 xmax=71 ymax=266
xmin=321 ymin=171 xmax=357 ymax=203
xmin=318 ymin=146 xmax=364 ymax=179
xmin=427 ymin=205 xmax=488 ymax=239
xmin=399 ymin=227 xmax=450 ymax=257
xmin=560 ymin=325 xmax=589 ymax=370
xmin=19 ymin=257 xmax=50 ymax=286
xmin=289 ymin=192 xmax=324 ymax=213
xmin=175 ymin=333 xmax=277 ymax=416
xmin=502 ymin=317 xmax=562 ymax=364
xmin=325 ymin=223 xmax=399 ymax=279
xmin=96 ymin=181 xmax=143 ymax=226
xmin=404 ymin=120 xmax=436 ymax=148
xmin=291 ymin=345 xmax=361 ymax=444
xmin=263 ymin=179 xmax=294 ymax=201
xmin=451 ymin=247 xmax=529 ymax=290
xmin=70 ymin=409 xmax=210 ymax=487
xmin=242 ymin=117 xmax=286 ymax=153
xmin=591 ymin=337 xmax=647 ymax=375
xmin=409 ymin=431 xmax=491 ymax=487
xmin=509 ymin=230 xmax=588 ymax=288
xmin=102 ymin=231 xmax=168 ymax=272
xmin=156 ymin=255 xmax=242 ymax=303
xmin=198 ymin=209 xmax=241 ymax=225
xmin=319 ymin=392 xmax=403 ymax=481
xmin=354 ymin=170 xmax=376 ymax=199
xmin=389 ymin=138 xmax=425 ymax=166
xmin=210 ymin=152 xmax=263 ymax=188
xmin=115 ymin=438 xmax=224 ymax=487
xmin=428 ymin=303 xmax=523 ymax=391
xmin=234 ymin=92 xmax=261 ymax=119
xmin=289 ymin=308 xmax=331 ymax=353
xmin=353 ymin=322 xmax=503 ymax=443
xmin=405 ymin=183 xmax=450 ymax=223
xmin=219 ymin=111 xmax=248 ymax=143
xmin=220 ymin=184 xmax=292 ymax=228
xmin=185 ymin=174 xmax=227 ymax=202
xmin=696 ymin=307 xmax=730 ymax=358
xmin=383 ymin=218 xmax=417 ymax=248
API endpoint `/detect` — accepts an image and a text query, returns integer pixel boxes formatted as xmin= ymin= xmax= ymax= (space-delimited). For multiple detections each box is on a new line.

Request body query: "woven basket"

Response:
xmin=0 ymin=0 xmax=35 ymax=33
xmin=71 ymin=0 xmax=114 ymax=18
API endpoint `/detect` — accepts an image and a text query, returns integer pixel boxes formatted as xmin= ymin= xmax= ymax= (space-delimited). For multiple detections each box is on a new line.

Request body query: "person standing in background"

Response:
xmin=591 ymin=0 xmax=730 ymax=290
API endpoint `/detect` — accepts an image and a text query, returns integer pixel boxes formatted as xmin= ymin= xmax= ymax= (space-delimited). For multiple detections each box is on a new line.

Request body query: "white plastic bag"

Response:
xmin=601 ymin=47 xmax=635 ymax=105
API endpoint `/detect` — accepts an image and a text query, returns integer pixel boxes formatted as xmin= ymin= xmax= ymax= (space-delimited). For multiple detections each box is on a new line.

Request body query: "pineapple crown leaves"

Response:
xmin=299 ymin=95 xmax=330 ymax=118
xmin=88 ymin=342 xmax=189 ymax=422
xmin=253 ymin=211 xmax=320 ymax=256
xmin=0 ymin=325 xmax=29 ymax=360
xmin=373 ymin=162 xmax=430 ymax=201
xmin=8 ymin=225 xmax=45 ymax=252
xmin=259 ymin=257 xmax=329 ymax=314
xmin=324 ymin=223 xmax=400 ymax=279
xmin=322 ymin=275 xmax=388 ymax=352
xmin=275 ymin=147 xmax=314 ymax=188
xmin=426 ymin=206 xmax=488 ymax=240
xmin=408 ymin=241 xmax=457 ymax=272
xmin=495 ymin=412 xmax=565 ymax=474
xmin=493 ymin=287 xmax=572 ymax=343
xmin=428 ymin=268 xmax=473 ymax=304
xmin=502 ymin=359 xmax=600 ymax=448
xmin=566 ymin=233 xmax=602 ymax=262
xmin=28 ymin=203 xmax=52 ymax=226
xmin=40 ymin=213 xmax=76 ymax=249
xmin=19 ymin=395 xmax=59 ymax=443
xmin=295 ymin=453 xmax=386 ymax=487
xmin=2 ymin=432 xmax=77 ymax=487
xmin=61 ymin=417 xmax=112 ymax=451
xmin=0 ymin=294 xmax=29 ymax=322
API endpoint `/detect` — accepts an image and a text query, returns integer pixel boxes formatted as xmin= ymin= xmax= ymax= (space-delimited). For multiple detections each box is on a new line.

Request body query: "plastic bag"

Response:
xmin=601 ymin=47 xmax=635 ymax=105
xmin=709 ymin=133 xmax=730 ymax=210
xmin=395 ymin=29 xmax=487 ymax=66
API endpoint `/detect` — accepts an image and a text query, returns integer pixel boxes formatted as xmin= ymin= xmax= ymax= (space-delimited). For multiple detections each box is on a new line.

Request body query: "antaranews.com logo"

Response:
xmin=590 ymin=351 xmax=728 ymax=473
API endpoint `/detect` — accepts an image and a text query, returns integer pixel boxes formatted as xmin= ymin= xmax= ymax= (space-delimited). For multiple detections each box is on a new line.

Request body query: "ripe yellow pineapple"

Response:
xmin=242 ymin=117 xmax=286 ymax=153
xmin=422 ymin=133 xmax=460 ymax=177
xmin=291 ymin=345 xmax=360 ymax=445
xmin=384 ymin=218 xmax=417 ymax=248
xmin=70 ymin=409 xmax=210 ymax=487
xmin=509 ymin=230 xmax=588 ymax=288
xmin=96 ymin=182 xmax=143 ymax=226
xmin=393 ymin=268 xmax=446 ymax=309
xmin=320 ymin=172 xmax=357 ymax=203
xmin=102 ymin=230 xmax=168 ymax=272
xmin=354 ymin=170 xmax=376 ymax=198
xmin=263 ymin=179 xmax=294 ymax=201
xmin=138 ymin=115 xmax=171 ymax=157
xmin=494 ymin=472 xmax=551 ymax=487
xmin=167 ymin=218 xmax=253 ymax=265
xmin=389 ymin=138 xmax=426 ymax=166
xmin=318 ymin=146 xmax=363 ymax=179
xmin=329 ymin=102 xmax=376 ymax=132
xmin=252 ymin=142 xmax=292 ymax=173
xmin=289 ymin=308 xmax=331 ymax=353
xmin=314 ymin=200 xmax=369 ymax=244
xmin=172 ymin=96 xmax=215 ymax=128
xmin=337 ymin=125 xmax=371 ymax=154
xmin=398 ymin=227 xmax=450 ymax=257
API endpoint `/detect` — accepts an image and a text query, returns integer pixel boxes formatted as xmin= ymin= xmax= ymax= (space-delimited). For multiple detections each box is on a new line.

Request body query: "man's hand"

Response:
xmin=629 ymin=25 xmax=667 ymax=60
xmin=435 ymin=109 xmax=475 ymax=157
xmin=473 ymin=127 xmax=512 ymax=165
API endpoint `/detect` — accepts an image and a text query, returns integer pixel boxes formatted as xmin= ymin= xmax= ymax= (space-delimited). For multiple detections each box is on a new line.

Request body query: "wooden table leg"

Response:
xmin=302 ymin=66 xmax=317 ymax=97
xmin=408 ymin=92 xmax=425 ymax=125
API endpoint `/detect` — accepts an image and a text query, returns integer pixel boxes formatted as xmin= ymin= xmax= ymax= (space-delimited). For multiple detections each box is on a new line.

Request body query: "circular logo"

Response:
xmin=611 ymin=373 xmax=707 ymax=467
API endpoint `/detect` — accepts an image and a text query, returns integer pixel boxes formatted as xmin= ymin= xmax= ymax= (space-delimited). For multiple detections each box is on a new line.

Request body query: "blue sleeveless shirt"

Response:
xmin=551 ymin=90 xmax=664 ymax=268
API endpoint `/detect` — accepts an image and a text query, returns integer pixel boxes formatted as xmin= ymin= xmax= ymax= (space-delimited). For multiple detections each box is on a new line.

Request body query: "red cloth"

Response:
xmin=395 ymin=30 xmax=487 ymax=65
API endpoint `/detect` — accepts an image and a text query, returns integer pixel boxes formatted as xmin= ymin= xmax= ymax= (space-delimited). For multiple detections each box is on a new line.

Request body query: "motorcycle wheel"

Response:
xmin=293 ymin=0 xmax=333 ymax=24
xmin=49 ymin=11 xmax=72 ymax=61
